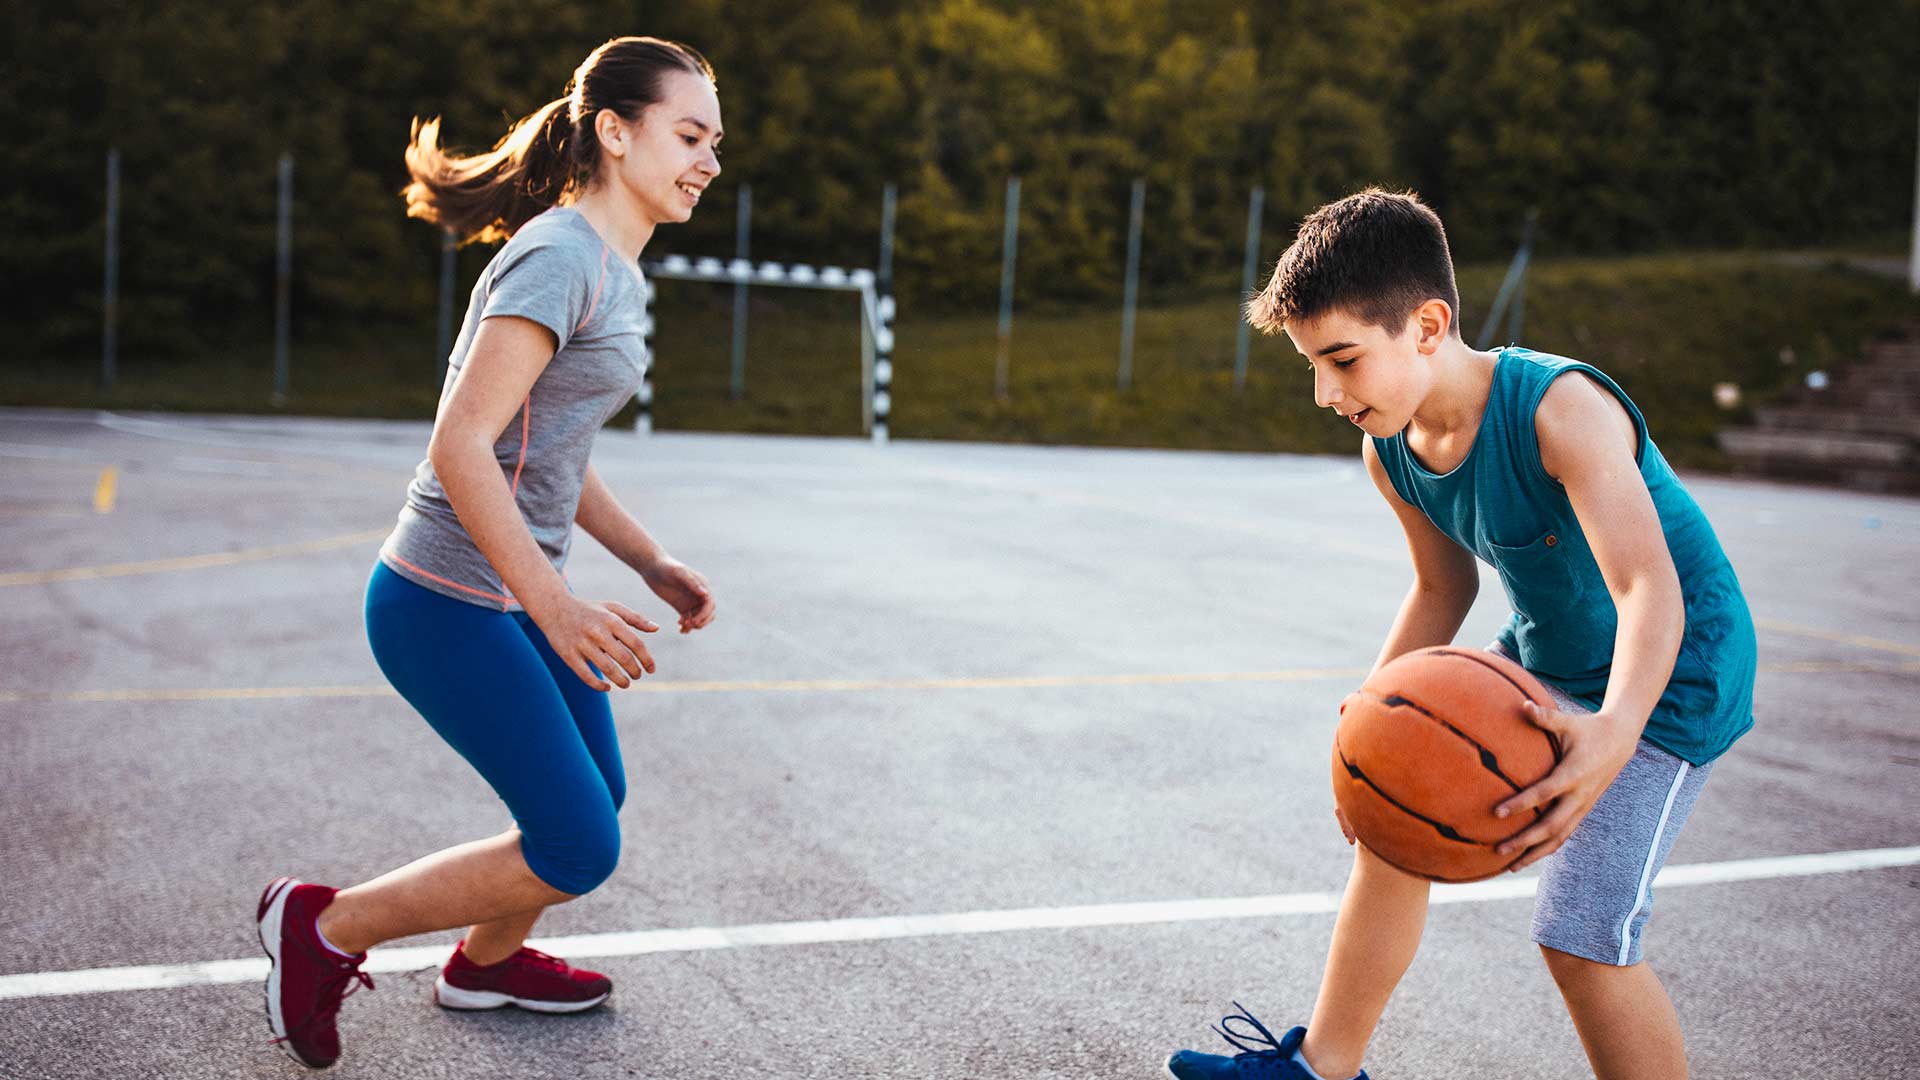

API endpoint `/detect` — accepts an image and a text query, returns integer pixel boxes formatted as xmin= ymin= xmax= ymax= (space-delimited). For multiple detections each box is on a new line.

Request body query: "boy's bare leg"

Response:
xmin=1542 ymin=947 xmax=1688 ymax=1080
xmin=1298 ymin=845 xmax=1432 ymax=1080
xmin=315 ymin=830 xmax=574 ymax=956
xmin=461 ymin=905 xmax=547 ymax=966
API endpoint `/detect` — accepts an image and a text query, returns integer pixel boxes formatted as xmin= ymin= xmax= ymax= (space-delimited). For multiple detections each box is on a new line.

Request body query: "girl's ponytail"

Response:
xmin=402 ymin=97 xmax=578 ymax=247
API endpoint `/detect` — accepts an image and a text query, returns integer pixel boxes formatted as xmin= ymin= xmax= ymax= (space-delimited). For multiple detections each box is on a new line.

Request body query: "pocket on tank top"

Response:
xmin=1486 ymin=528 xmax=1613 ymax=678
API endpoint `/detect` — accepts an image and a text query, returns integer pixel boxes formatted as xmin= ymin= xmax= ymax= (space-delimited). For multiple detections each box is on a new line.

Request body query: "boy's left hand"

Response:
xmin=1492 ymin=702 xmax=1641 ymax=871
xmin=641 ymin=555 xmax=716 ymax=634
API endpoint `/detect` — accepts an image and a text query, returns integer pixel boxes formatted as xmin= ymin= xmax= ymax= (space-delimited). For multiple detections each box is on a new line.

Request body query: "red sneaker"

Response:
xmin=256 ymin=877 xmax=374 ymax=1068
xmin=434 ymin=940 xmax=612 ymax=1013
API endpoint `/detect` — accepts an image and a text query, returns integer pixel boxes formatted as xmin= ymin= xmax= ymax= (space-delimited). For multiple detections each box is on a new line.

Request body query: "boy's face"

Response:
xmin=1284 ymin=304 xmax=1443 ymax=438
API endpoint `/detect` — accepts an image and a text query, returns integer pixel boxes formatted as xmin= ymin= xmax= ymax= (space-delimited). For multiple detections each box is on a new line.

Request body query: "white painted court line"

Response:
xmin=2 ymin=845 xmax=1913 ymax=1003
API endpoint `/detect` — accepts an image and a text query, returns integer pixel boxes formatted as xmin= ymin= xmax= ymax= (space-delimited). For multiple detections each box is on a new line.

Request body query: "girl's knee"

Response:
xmin=524 ymin=815 xmax=622 ymax=896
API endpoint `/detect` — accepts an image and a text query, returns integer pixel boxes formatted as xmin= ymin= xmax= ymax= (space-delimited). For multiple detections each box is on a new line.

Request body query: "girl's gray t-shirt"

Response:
xmin=380 ymin=206 xmax=647 ymax=610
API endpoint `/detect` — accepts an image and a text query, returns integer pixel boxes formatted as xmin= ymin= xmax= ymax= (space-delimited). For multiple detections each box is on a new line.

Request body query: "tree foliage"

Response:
xmin=6 ymin=0 xmax=1917 ymax=360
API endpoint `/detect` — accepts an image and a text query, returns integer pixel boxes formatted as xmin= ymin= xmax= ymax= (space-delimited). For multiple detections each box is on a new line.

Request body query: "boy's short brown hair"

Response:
xmin=1246 ymin=188 xmax=1461 ymax=338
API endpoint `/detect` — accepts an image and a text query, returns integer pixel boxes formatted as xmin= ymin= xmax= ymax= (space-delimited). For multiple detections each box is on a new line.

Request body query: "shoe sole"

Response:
xmin=256 ymin=877 xmax=328 ymax=1069
xmin=433 ymin=975 xmax=610 ymax=1014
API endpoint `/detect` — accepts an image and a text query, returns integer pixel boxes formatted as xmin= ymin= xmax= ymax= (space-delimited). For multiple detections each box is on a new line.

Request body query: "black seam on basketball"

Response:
xmin=1415 ymin=648 xmax=1567 ymax=764
xmin=1339 ymin=753 xmax=1491 ymax=847
xmin=1362 ymin=690 xmax=1525 ymax=793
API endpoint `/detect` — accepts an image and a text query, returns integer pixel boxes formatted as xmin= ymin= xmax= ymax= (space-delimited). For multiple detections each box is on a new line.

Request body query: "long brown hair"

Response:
xmin=403 ymin=36 xmax=715 ymax=246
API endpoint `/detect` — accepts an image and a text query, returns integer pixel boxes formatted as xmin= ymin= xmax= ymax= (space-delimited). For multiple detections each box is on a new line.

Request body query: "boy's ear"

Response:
xmin=1414 ymin=299 xmax=1453 ymax=354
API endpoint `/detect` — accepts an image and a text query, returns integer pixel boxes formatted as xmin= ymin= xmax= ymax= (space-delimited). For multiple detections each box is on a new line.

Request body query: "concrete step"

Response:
xmin=1719 ymin=427 xmax=1913 ymax=468
xmin=1753 ymin=407 xmax=1920 ymax=439
xmin=1786 ymin=386 xmax=1920 ymax=413
xmin=1725 ymin=326 xmax=1920 ymax=492
xmin=1840 ymin=358 xmax=1920 ymax=381
xmin=1723 ymin=458 xmax=1920 ymax=495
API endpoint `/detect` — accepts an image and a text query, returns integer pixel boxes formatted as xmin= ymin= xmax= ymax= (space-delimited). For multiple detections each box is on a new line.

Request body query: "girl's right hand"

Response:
xmin=533 ymin=595 xmax=659 ymax=691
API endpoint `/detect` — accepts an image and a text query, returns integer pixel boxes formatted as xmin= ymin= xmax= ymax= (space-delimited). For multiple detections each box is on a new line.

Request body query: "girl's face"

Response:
xmin=598 ymin=69 xmax=723 ymax=226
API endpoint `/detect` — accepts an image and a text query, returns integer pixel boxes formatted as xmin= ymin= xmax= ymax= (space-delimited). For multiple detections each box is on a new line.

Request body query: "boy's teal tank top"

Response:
xmin=1372 ymin=347 xmax=1755 ymax=765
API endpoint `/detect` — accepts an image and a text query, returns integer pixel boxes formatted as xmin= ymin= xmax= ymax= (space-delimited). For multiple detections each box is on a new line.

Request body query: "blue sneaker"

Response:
xmin=1164 ymin=1003 xmax=1368 ymax=1080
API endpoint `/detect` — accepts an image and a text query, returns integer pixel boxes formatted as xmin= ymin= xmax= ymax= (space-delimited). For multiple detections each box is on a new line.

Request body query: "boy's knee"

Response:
xmin=1533 ymin=880 xmax=1648 ymax=967
xmin=1541 ymin=942 xmax=1602 ymax=970
xmin=1535 ymin=928 xmax=1634 ymax=971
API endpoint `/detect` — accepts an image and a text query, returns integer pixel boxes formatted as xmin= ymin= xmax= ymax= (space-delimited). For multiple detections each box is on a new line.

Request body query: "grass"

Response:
xmin=11 ymin=250 xmax=1918 ymax=470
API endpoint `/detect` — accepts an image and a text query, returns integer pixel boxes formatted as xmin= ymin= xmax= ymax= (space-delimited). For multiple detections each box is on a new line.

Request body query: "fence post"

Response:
xmin=1118 ymin=178 xmax=1145 ymax=392
xmin=1475 ymin=210 xmax=1536 ymax=350
xmin=272 ymin=152 xmax=293 ymax=406
xmin=1233 ymin=185 xmax=1264 ymax=391
xmin=1908 ymin=85 xmax=1919 ymax=294
xmin=730 ymin=184 xmax=752 ymax=400
xmin=102 ymin=148 xmax=120 ymax=390
xmin=436 ymin=227 xmax=456 ymax=387
xmin=993 ymin=176 xmax=1021 ymax=401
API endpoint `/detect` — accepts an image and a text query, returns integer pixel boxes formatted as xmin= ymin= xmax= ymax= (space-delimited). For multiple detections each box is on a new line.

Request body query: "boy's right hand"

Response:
xmin=532 ymin=595 xmax=659 ymax=691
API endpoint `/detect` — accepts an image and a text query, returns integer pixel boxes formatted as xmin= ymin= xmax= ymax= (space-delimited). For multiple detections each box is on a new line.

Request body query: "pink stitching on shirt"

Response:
xmin=576 ymin=244 xmax=610 ymax=335
xmin=510 ymin=396 xmax=530 ymax=498
xmin=386 ymin=553 xmax=515 ymax=611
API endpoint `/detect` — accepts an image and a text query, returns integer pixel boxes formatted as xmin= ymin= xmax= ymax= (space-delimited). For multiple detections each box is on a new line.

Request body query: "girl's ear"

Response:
xmin=594 ymin=109 xmax=630 ymax=160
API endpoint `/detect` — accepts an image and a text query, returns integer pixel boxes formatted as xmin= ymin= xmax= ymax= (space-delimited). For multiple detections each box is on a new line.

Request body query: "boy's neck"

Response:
xmin=1408 ymin=337 xmax=1503 ymax=439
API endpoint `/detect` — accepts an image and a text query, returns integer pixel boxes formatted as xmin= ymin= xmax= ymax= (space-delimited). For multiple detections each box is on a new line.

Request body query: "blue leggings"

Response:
xmin=364 ymin=561 xmax=625 ymax=896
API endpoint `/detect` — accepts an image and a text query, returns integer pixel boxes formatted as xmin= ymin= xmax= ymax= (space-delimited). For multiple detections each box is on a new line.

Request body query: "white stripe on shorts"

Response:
xmin=1619 ymin=760 xmax=1691 ymax=965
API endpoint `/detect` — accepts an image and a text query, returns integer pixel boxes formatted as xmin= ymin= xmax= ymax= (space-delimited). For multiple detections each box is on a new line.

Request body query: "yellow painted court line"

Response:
xmin=1755 ymin=617 xmax=1920 ymax=658
xmin=2 ymin=660 xmax=1915 ymax=706
xmin=1760 ymin=659 xmax=1920 ymax=675
xmin=640 ymin=669 xmax=1375 ymax=694
xmin=0 ymin=505 xmax=90 ymax=519
xmin=0 ymin=528 xmax=389 ymax=587
xmin=91 ymin=467 xmax=117 ymax=513
xmin=31 ymin=685 xmax=398 ymax=703
xmin=0 ymin=669 xmax=1370 ymax=704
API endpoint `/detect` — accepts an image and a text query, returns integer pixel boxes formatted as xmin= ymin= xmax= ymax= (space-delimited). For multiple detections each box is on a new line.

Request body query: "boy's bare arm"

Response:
xmin=1494 ymin=374 xmax=1685 ymax=869
xmin=1322 ymin=437 xmax=1483 ymax=848
xmin=1363 ymin=436 xmax=1480 ymax=675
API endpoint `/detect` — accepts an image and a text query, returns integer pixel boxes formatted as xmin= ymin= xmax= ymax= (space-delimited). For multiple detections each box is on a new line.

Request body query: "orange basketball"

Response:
xmin=1330 ymin=646 xmax=1563 ymax=883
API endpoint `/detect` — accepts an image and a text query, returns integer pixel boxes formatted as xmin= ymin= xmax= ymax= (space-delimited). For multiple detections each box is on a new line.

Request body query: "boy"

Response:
xmin=1164 ymin=190 xmax=1754 ymax=1080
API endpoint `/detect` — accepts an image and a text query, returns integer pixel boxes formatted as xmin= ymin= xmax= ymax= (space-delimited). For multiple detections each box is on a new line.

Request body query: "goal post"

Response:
xmin=637 ymin=256 xmax=896 ymax=444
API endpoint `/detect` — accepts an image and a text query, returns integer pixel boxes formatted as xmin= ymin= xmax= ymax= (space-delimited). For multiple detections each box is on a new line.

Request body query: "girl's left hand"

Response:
xmin=641 ymin=555 xmax=716 ymax=633
xmin=1492 ymin=703 xmax=1641 ymax=871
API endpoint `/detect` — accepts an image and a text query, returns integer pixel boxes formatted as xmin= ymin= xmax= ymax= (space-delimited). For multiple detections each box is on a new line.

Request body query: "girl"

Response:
xmin=256 ymin=36 xmax=722 ymax=1069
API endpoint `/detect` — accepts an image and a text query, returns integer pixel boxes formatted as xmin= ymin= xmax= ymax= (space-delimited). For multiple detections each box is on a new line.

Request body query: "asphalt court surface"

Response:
xmin=1 ymin=407 xmax=1916 ymax=1079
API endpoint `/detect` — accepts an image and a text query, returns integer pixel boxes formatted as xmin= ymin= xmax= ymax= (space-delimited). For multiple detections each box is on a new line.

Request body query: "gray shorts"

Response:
xmin=1488 ymin=644 xmax=1713 ymax=966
